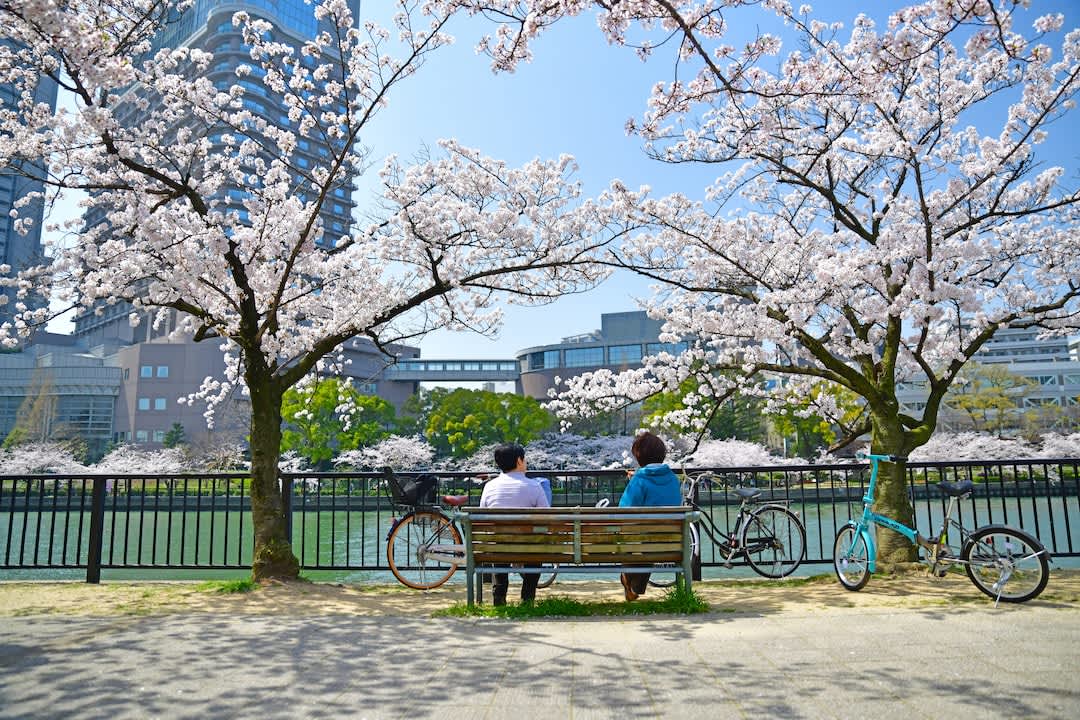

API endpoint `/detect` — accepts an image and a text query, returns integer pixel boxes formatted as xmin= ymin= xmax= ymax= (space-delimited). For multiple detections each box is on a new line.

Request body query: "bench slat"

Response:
xmin=472 ymin=532 xmax=684 ymax=544
xmin=468 ymin=524 xmax=678 ymax=535
xmin=473 ymin=542 xmax=684 ymax=555
xmin=473 ymin=552 xmax=684 ymax=563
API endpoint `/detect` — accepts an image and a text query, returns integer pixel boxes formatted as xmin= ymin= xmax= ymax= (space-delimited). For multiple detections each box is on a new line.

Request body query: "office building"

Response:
xmin=0 ymin=334 xmax=121 ymax=459
xmin=0 ymin=45 xmax=58 ymax=330
xmin=898 ymin=327 xmax=1080 ymax=431
xmin=516 ymin=311 xmax=683 ymax=399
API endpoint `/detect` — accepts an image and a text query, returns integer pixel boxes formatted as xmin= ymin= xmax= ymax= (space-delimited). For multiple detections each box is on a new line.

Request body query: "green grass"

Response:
xmin=195 ymin=578 xmax=257 ymax=594
xmin=435 ymin=581 xmax=709 ymax=619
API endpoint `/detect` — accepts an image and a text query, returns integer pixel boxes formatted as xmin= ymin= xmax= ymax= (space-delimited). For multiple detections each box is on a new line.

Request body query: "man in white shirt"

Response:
xmin=480 ymin=443 xmax=550 ymax=606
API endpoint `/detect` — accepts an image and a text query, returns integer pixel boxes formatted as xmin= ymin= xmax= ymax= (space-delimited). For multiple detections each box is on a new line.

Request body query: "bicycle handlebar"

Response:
xmin=856 ymin=452 xmax=908 ymax=463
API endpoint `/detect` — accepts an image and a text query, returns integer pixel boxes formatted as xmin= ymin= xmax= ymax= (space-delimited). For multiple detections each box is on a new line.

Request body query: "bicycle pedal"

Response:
xmin=723 ymin=561 xmax=734 ymax=569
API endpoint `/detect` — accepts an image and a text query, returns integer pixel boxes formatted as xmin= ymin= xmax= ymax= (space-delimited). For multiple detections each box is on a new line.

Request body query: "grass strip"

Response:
xmin=435 ymin=581 xmax=709 ymax=619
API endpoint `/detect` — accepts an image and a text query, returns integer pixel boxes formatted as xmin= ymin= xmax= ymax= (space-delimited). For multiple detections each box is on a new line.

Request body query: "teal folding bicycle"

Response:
xmin=834 ymin=453 xmax=1050 ymax=604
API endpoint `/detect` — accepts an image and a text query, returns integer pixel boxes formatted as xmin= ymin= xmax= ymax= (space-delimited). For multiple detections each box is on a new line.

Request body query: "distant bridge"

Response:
xmin=382 ymin=359 xmax=520 ymax=383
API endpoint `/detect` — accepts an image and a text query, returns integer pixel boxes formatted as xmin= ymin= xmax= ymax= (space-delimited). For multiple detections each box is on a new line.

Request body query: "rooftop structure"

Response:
xmin=516 ymin=311 xmax=681 ymax=400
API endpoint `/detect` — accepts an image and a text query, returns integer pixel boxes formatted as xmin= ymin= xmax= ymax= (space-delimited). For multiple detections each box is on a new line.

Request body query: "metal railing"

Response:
xmin=2 ymin=458 xmax=1077 ymax=582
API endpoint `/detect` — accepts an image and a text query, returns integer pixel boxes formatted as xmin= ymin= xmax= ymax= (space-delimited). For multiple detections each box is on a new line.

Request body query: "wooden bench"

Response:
xmin=455 ymin=506 xmax=700 ymax=606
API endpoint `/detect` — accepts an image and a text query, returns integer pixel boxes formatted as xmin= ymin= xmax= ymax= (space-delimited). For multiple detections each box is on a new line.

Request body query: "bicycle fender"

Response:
xmin=843 ymin=520 xmax=877 ymax=574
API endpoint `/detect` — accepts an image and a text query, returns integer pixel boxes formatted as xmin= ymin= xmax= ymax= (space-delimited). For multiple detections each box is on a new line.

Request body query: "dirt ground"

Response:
xmin=2 ymin=568 xmax=1079 ymax=618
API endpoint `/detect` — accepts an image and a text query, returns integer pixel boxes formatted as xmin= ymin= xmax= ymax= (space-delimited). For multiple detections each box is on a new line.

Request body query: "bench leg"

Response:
xmin=466 ymin=556 xmax=475 ymax=607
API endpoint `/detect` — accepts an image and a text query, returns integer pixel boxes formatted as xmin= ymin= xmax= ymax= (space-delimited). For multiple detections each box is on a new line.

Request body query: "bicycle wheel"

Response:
xmin=386 ymin=510 xmax=462 ymax=590
xmin=961 ymin=525 xmax=1049 ymax=603
xmin=742 ymin=505 xmax=806 ymax=579
xmin=536 ymin=566 xmax=558 ymax=589
xmin=648 ymin=523 xmax=700 ymax=588
xmin=833 ymin=525 xmax=871 ymax=591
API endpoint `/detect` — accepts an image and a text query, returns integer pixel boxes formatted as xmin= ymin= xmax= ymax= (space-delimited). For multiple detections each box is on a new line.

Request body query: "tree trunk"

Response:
xmin=871 ymin=416 xmax=918 ymax=568
xmin=248 ymin=378 xmax=300 ymax=581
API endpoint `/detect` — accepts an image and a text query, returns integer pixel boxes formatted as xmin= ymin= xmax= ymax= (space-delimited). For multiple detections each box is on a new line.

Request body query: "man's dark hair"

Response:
xmin=493 ymin=443 xmax=526 ymax=472
xmin=631 ymin=432 xmax=666 ymax=466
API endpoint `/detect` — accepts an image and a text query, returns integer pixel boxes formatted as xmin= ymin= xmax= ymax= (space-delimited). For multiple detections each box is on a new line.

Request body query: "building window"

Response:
xmin=564 ymin=347 xmax=604 ymax=368
xmin=153 ymin=430 xmax=166 ymax=443
xmin=1035 ymin=375 xmax=1058 ymax=386
xmin=123 ymin=368 xmax=130 ymax=380
xmin=156 ymin=366 xmax=169 ymax=378
xmin=135 ymin=430 xmax=149 ymax=442
xmin=138 ymin=398 xmax=150 ymax=411
xmin=529 ymin=350 xmax=560 ymax=370
xmin=646 ymin=342 xmax=689 ymax=356
xmin=140 ymin=365 xmax=153 ymax=378
xmin=154 ymin=398 xmax=166 ymax=410
xmin=608 ymin=344 xmax=643 ymax=365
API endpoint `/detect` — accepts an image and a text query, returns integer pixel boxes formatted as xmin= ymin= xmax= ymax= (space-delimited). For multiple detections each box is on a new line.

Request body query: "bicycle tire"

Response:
xmin=648 ymin=523 xmax=700 ymax=588
xmin=536 ymin=566 xmax=558 ymax=589
xmin=833 ymin=525 xmax=871 ymax=591
xmin=961 ymin=525 xmax=1049 ymax=603
xmin=742 ymin=505 xmax=806 ymax=579
xmin=386 ymin=510 xmax=462 ymax=590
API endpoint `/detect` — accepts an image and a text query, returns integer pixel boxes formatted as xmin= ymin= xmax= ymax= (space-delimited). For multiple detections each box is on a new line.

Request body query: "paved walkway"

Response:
xmin=1 ymin=573 xmax=1079 ymax=719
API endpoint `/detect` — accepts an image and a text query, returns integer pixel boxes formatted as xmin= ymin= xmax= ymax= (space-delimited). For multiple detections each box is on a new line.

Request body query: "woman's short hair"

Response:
xmin=631 ymin=432 xmax=666 ymax=466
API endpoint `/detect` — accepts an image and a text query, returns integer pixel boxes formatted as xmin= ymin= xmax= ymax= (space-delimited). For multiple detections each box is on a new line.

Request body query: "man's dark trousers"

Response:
xmin=492 ymin=564 xmax=541 ymax=606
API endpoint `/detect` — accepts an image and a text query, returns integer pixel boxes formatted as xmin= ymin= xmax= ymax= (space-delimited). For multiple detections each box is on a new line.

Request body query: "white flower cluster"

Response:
xmin=334 ymin=435 xmax=436 ymax=470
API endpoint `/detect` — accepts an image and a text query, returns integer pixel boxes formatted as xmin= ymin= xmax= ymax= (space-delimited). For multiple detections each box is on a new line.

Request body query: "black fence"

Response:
xmin=2 ymin=458 xmax=1077 ymax=582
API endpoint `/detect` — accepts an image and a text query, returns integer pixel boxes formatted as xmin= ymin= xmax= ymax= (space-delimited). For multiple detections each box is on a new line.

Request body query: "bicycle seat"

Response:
xmin=442 ymin=494 xmax=470 ymax=507
xmin=936 ymin=480 xmax=974 ymax=497
xmin=733 ymin=487 xmax=762 ymax=501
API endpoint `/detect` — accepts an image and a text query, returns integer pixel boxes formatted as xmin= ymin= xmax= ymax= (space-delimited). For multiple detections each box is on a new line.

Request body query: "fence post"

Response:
xmin=282 ymin=476 xmax=293 ymax=544
xmin=86 ymin=477 xmax=107 ymax=584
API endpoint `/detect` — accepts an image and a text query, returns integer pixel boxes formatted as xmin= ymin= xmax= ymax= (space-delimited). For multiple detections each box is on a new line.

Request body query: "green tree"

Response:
xmin=281 ymin=379 xmax=396 ymax=467
xmin=642 ymin=377 xmax=765 ymax=442
xmin=768 ymin=384 xmax=866 ymax=458
xmin=945 ymin=363 xmax=1037 ymax=437
xmin=424 ymin=388 xmax=554 ymax=458
xmin=3 ymin=370 xmax=54 ymax=448
xmin=163 ymin=422 xmax=187 ymax=449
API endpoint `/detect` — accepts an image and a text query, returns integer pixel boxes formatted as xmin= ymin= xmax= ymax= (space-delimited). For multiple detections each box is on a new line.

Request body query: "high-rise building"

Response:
xmin=0 ymin=42 xmax=57 ymax=330
xmin=138 ymin=0 xmax=358 ymax=243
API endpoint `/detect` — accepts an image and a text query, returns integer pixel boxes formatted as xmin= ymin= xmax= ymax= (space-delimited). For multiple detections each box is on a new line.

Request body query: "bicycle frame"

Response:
xmin=684 ymin=472 xmax=796 ymax=564
xmin=846 ymin=451 xmax=924 ymax=574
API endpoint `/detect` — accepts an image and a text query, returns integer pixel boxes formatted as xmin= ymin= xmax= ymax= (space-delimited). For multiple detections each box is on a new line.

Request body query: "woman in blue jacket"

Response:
xmin=619 ymin=431 xmax=683 ymax=600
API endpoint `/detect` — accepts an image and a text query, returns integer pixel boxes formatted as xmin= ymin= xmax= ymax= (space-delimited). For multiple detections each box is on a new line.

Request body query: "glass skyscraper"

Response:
xmin=0 ymin=42 xmax=57 ymax=330
xmin=74 ymin=0 xmax=360 ymax=341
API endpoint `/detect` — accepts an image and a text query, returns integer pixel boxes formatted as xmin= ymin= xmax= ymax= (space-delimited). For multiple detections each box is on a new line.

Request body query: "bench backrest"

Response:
xmin=459 ymin=507 xmax=695 ymax=565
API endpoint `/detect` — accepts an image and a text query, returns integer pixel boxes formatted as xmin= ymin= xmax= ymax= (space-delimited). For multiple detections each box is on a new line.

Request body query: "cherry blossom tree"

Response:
xmin=333 ymin=435 xmax=436 ymax=470
xmin=470 ymin=1 xmax=1080 ymax=564
xmin=0 ymin=442 xmax=88 ymax=474
xmin=95 ymin=445 xmax=188 ymax=474
xmin=0 ymin=0 xmax=611 ymax=578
